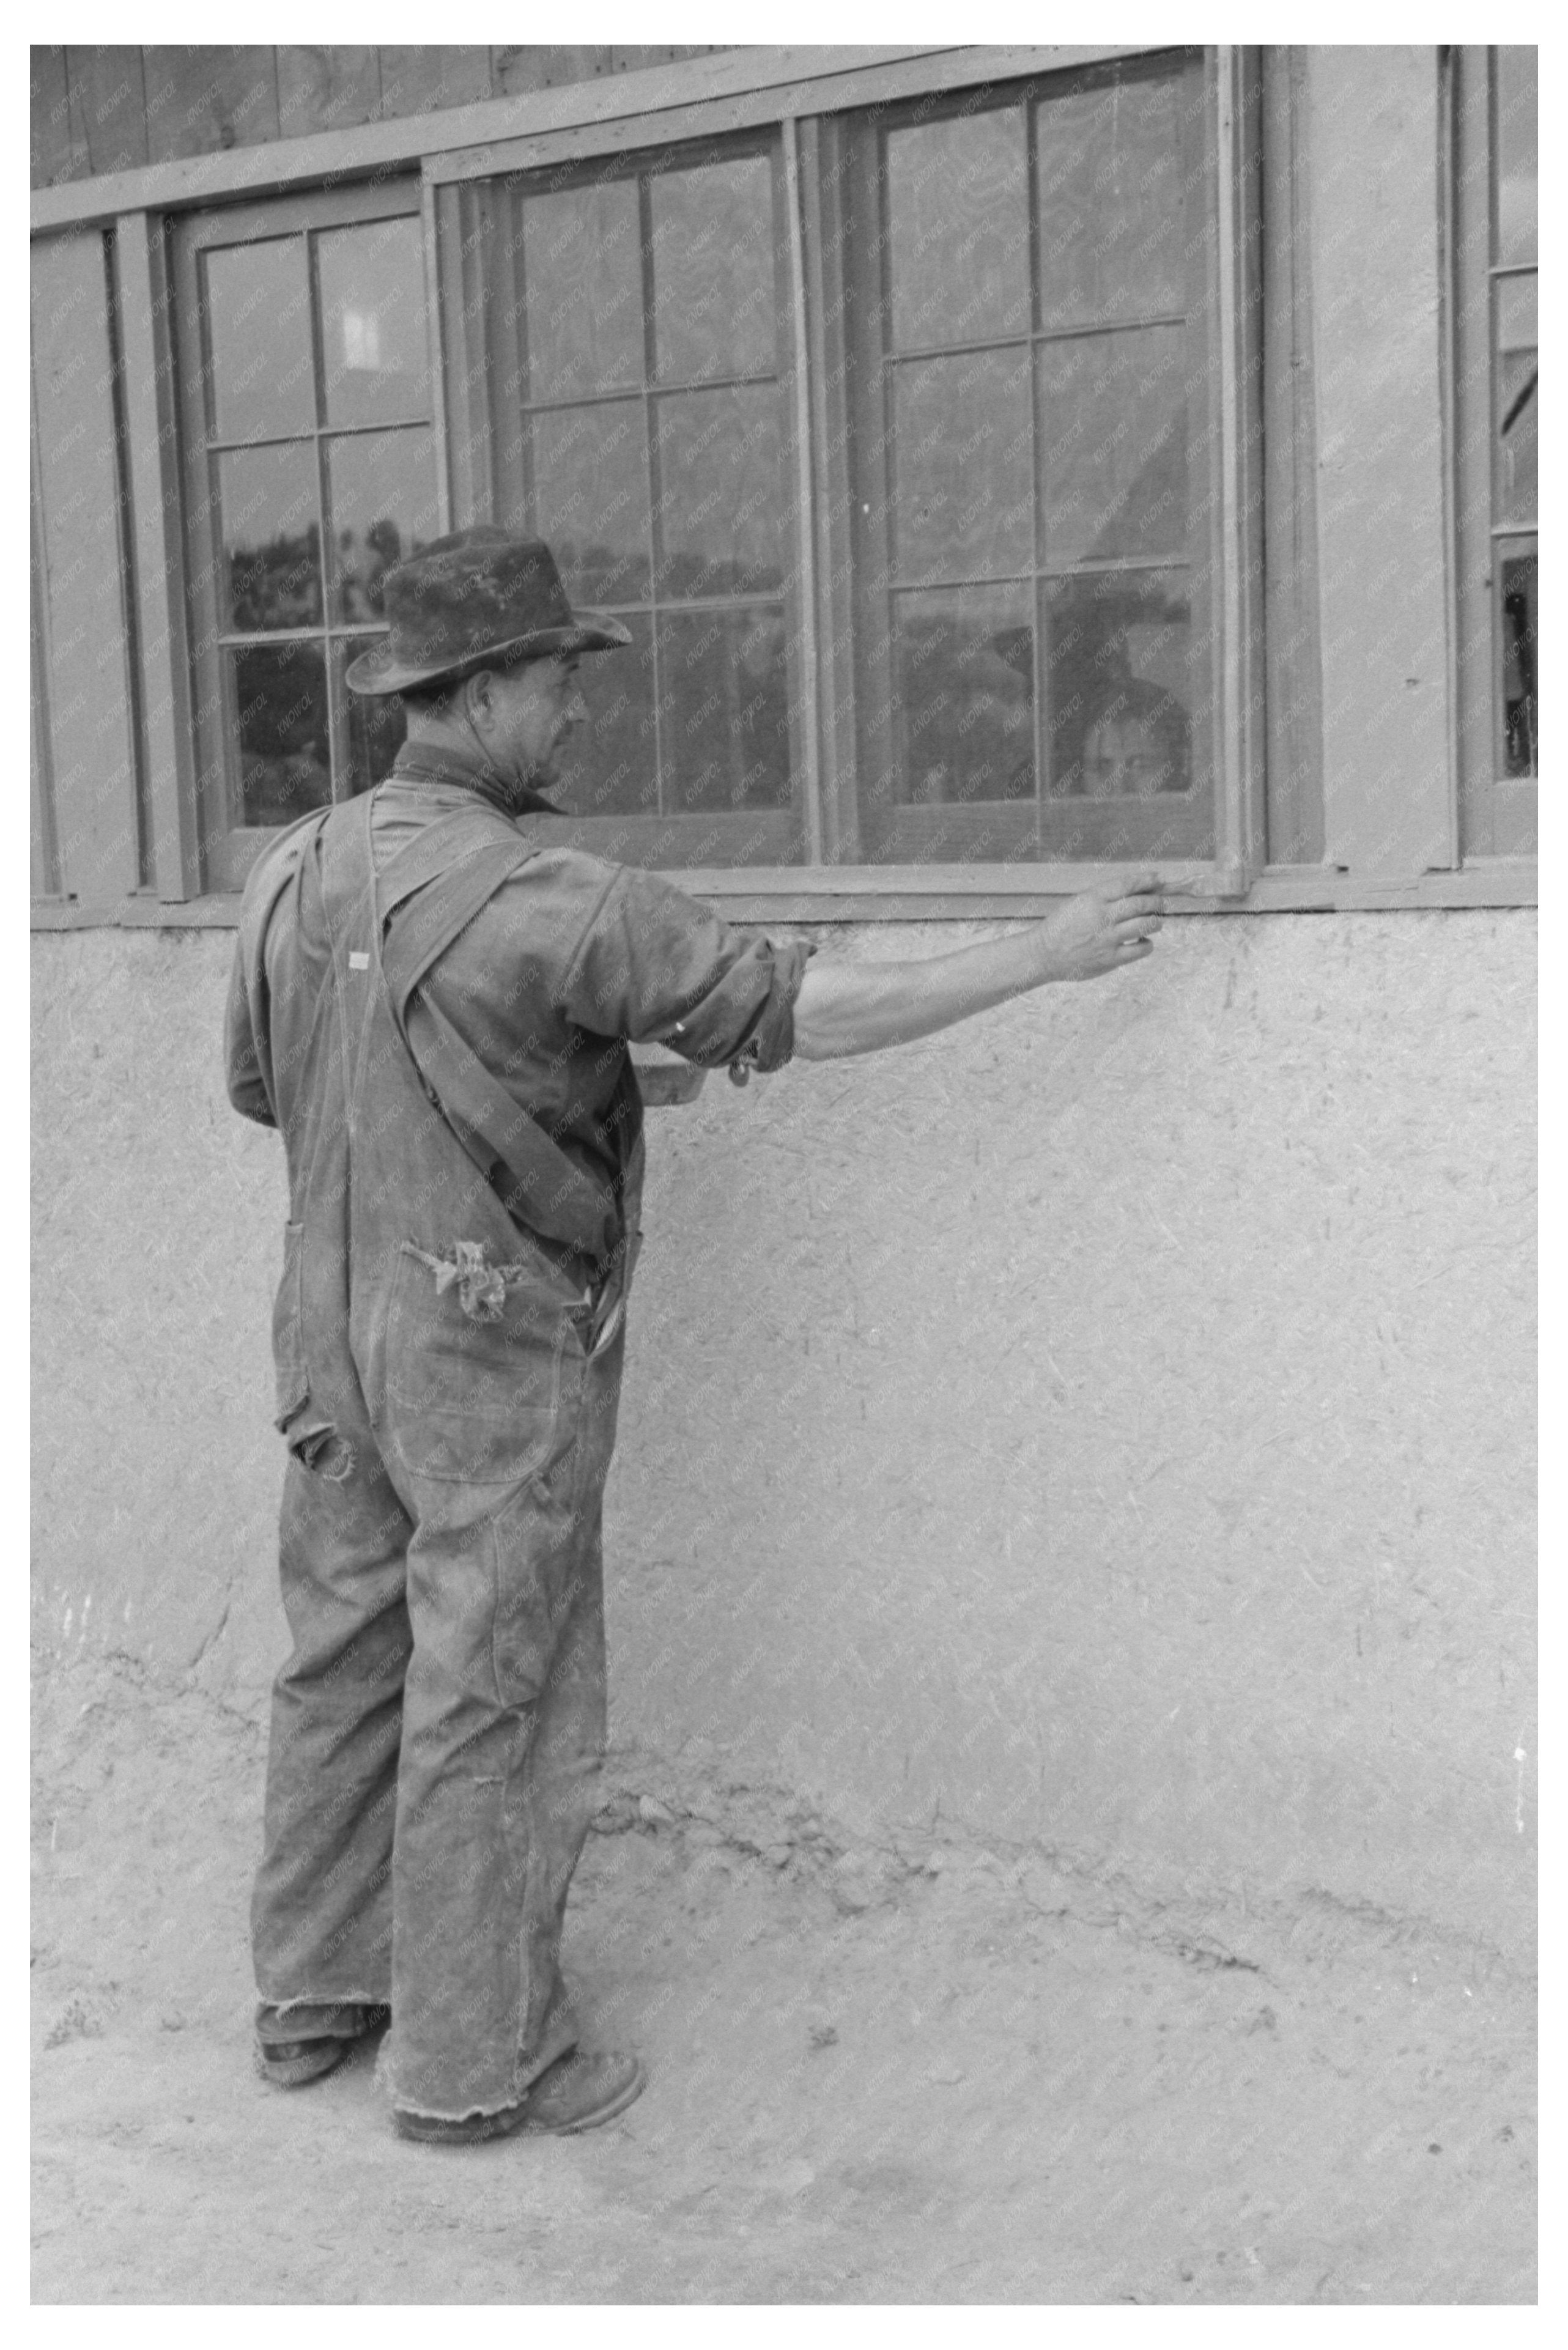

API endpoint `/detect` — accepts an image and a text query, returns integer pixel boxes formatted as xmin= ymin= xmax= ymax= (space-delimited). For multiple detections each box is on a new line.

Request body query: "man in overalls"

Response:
xmin=228 ymin=527 xmax=1166 ymax=2145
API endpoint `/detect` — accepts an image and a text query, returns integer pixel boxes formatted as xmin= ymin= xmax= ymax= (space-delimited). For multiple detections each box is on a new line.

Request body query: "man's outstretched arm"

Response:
xmin=790 ymin=875 xmax=1166 ymax=1063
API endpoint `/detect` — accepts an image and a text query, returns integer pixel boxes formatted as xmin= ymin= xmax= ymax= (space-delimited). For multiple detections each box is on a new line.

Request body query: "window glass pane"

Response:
xmin=1494 ymin=48 xmax=1537 ymax=267
xmin=205 ymin=238 xmax=314 ymax=440
xmin=551 ymin=618 xmax=658 ymax=817
xmin=522 ymin=180 xmax=643 ymax=403
xmin=658 ymin=606 xmax=792 ymax=815
xmin=891 ymin=586 xmax=1035 ymax=807
xmin=1035 ymin=68 xmax=1186 ymax=330
xmin=886 ymin=108 xmax=1029 ymax=350
xmin=654 ymin=387 xmax=786 ymax=599
xmin=1038 ymin=325 xmax=1188 ymax=567
xmin=217 ymin=444 xmax=322 ymax=630
xmin=528 ymin=402 xmax=651 ymax=605
xmin=1043 ymin=569 xmax=1193 ymax=802
xmin=890 ymin=351 xmax=1032 ymax=581
xmin=651 ymin=157 xmax=777 ymax=383
xmin=228 ymin=642 xmax=331 ymax=825
xmin=1495 ymin=276 xmax=1537 ymax=527
xmin=325 ymin=428 xmax=439 ymax=623
xmin=317 ymin=217 xmax=430 ymax=427
xmin=1499 ymin=549 xmax=1537 ymax=778
xmin=336 ymin=646 xmax=409 ymax=795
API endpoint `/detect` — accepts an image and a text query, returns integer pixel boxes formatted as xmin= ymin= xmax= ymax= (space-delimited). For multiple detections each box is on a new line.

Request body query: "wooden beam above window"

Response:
xmin=30 ymin=46 xmax=1144 ymax=232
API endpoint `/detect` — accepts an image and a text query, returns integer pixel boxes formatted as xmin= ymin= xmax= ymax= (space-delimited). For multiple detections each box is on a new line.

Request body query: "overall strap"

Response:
xmin=374 ymin=803 xmax=623 ymax=1264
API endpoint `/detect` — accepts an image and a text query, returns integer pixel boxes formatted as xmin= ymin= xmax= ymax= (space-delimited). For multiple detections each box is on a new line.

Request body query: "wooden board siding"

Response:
xmin=30 ymin=232 xmax=142 ymax=904
xmin=31 ymin=46 xmax=733 ymax=186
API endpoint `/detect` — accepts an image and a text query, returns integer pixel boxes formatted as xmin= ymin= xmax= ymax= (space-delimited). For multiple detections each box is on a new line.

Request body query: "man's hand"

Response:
xmin=1032 ymin=873 xmax=1166 ymax=983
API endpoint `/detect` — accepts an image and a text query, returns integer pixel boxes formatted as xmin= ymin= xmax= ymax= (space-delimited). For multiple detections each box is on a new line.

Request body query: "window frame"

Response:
xmin=434 ymin=129 xmax=814 ymax=871
xmin=832 ymin=50 xmax=1221 ymax=873
xmin=44 ymin=43 xmax=1529 ymax=923
xmin=171 ymin=174 xmax=441 ymax=895
xmin=420 ymin=42 xmax=1265 ymax=911
xmin=1450 ymin=43 xmax=1538 ymax=862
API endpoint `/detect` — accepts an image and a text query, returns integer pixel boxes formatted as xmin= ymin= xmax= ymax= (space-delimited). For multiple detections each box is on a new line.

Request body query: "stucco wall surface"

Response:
xmin=32 ymin=915 xmax=1536 ymax=1959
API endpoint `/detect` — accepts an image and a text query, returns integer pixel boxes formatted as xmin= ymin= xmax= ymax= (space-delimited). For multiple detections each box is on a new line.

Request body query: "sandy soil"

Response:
xmin=32 ymin=1656 xmax=1535 ymax=2305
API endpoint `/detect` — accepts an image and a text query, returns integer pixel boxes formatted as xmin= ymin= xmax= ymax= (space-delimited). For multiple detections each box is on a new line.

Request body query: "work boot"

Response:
xmin=391 ymin=2049 xmax=646 ymax=2145
xmin=254 ymin=2002 xmax=390 ymax=2088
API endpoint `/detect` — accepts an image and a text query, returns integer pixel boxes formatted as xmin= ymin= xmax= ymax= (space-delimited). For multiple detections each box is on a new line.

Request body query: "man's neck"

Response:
xmin=393 ymin=725 xmax=561 ymax=818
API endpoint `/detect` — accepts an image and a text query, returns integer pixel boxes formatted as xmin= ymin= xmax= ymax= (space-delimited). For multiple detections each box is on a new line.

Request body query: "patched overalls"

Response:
xmin=236 ymin=787 xmax=642 ymax=2124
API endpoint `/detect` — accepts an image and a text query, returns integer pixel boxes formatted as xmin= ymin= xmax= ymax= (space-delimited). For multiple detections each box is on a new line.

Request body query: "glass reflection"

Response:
xmin=206 ymin=238 xmax=314 ymax=442
xmin=886 ymin=108 xmax=1029 ymax=350
xmin=1038 ymin=325 xmax=1187 ymax=566
xmin=1500 ymin=552 xmax=1537 ymax=778
xmin=1494 ymin=48 xmax=1537 ymax=268
xmin=218 ymin=445 xmax=322 ymax=630
xmin=530 ymin=403 xmax=651 ymax=604
xmin=1043 ymin=571 xmax=1190 ymax=797
xmin=521 ymin=180 xmax=643 ymax=404
xmin=659 ymin=606 xmax=791 ymax=811
xmin=230 ymin=643 xmax=331 ymax=825
xmin=550 ymin=618 xmax=659 ymax=818
xmin=317 ymin=218 xmax=430 ymax=427
xmin=1495 ymin=277 xmax=1537 ymax=528
xmin=891 ymin=351 xmax=1032 ymax=582
xmin=892 ymin=588 xmax=1035 ymax=805
xmin=325 ymin=429 xmax=438 ymax=621
xmin=655 ymin=387 xmax=785 ymax=598
xmin=651 ymin=158 xmax=777 ymax=384
xmin=1035 ymin=68 xmax=1186 ymax=330
xmin=338 ymin=648 xmax=408 ymax=796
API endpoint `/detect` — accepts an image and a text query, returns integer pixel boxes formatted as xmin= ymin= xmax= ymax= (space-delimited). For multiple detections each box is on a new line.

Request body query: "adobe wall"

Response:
xmin=31 ymin=909 xmax=1536 ymax=1959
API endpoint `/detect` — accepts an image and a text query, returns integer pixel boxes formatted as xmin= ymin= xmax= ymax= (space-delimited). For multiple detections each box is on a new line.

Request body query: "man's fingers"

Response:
xmin=1095 ymin=869 xmax=1162 ymax=901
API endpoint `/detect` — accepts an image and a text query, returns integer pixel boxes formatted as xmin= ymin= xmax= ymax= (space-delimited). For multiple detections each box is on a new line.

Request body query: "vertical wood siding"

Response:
xmin=31 ymin=234 xmax=142 ymax=903
xmin=31 ymin=46 xmax=733 ymax=186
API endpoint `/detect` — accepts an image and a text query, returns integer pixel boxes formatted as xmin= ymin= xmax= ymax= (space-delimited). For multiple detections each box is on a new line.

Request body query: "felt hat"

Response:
xmin=344 ymin=527 xmax=631 ymax=697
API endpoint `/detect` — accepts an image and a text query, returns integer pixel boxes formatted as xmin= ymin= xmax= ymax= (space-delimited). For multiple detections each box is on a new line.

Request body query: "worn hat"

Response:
xmin=344 ymin=527 xmax=631 ymax=697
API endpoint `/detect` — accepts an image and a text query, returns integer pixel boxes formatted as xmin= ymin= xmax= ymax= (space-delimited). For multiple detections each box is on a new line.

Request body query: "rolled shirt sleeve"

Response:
xmin=557 ymin=865 xmax=815 ymax=1073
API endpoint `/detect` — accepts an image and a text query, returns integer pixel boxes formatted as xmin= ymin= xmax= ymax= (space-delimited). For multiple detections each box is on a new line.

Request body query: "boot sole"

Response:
xmin=254 ymin=2038 xmax=355 ymax=2089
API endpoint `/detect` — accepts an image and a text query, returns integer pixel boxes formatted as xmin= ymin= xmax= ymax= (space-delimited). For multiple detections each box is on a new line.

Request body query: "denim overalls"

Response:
xmin=234 ymin=785 xmax=642 ymax=2124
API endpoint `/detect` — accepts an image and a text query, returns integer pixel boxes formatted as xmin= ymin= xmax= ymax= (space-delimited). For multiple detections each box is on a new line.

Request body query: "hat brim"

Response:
xmin=344 ymin=612 xmax=632 ymax=698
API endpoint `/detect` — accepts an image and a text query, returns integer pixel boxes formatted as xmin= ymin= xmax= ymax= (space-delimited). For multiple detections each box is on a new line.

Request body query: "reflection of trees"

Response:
xmin=233 ymin=644 xmax=330 ymax=826
xmin=229 ymin=527 xmax=322 ymax=631
xmin=336 ymin=517 xmax=407 ymax=621
xmin=898 ymin=618 xmax=1034 ymax=804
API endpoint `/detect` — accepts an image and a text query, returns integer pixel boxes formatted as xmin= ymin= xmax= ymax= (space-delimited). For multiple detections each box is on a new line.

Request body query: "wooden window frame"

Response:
xmin=1450 ymin=44 xmax=1538 ymax=862
xmin=424 ymin=43 xmax=1265 ymax=914
xmin=435 ymin=130 xmax=813 ymax=873
xmin=171 ymin=175 xmax=437 ymax=895
xmin=35 ymin=41 xmax=1534 ymax=925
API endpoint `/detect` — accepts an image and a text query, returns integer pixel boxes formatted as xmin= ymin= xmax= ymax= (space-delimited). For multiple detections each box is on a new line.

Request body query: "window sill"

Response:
xmin=30 ymin=858 xmax=1539 ymax=932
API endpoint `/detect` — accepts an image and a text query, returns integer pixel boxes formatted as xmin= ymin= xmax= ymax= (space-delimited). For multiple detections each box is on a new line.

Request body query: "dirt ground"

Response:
xmin=32 ymin=1655 xmax=1535 ymax=2305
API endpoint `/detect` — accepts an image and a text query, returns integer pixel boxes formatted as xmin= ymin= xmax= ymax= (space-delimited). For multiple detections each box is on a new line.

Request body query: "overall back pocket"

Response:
xmin=383 ymin=1241 xmax=585 ymax=1487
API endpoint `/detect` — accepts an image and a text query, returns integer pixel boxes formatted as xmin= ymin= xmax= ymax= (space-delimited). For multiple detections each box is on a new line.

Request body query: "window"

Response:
xmin=174 ymin=181 xmax=441 ymax=890
xmin=1453 ymin=45 xmax=1538 ymax=857
xmin=435 ymin=136 xmax=806 ymax=866
xmin=429 ymin=45 xmax=1247 ymax=882
xmin=839 ymin=52 xmax=1216 ymax=866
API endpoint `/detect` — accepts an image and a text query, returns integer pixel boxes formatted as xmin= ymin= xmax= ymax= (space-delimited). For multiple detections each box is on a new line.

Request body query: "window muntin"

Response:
xmin=179 ymin=192 xmax=439 ymax=885
xmin=437 ymin=138 xmax=804 ymax=865
xmin=845 ymin=51 xmax=1216 ymax=865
